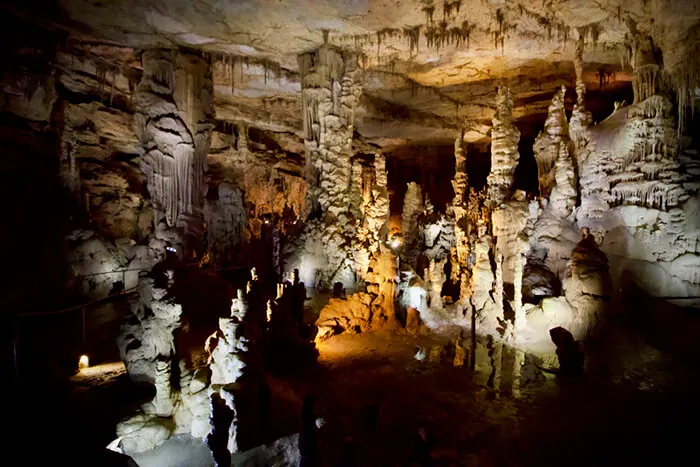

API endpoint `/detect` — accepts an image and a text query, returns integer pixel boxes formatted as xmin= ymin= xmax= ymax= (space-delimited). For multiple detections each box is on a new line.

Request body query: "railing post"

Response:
xmin=82 ymin=306 xmax=86 ymax=354
xmin=13 ymin=317 xmax=20 ymax=386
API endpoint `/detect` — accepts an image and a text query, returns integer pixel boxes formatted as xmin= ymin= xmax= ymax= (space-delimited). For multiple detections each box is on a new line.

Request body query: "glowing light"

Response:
xmin=78 ymin=354 xmax=89 ymax=369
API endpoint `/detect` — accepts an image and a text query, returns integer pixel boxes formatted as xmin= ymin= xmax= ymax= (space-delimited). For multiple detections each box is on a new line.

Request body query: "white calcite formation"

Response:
xmin=470 ymin=224 xmax=497 ymax=330
xmin=356 ymin=153 xmax=390 ymax=277
xmin=117 ymin=275 xmax=182 ymax=384
xmin=290 ymin=45 xmax=363 ymax=288
xmin=402 ymin=182 xmax=424 ymax=268
xmin=135 ymin=49 xmax=215 ymax=250
xmin=491 ymin=198 xmax=529 ymax=284
xmin=569 ymin=32 xmax=592 ymax=151
xmin=208 ymin=291 xmax=251 ymax=457
xmin=487 ymin=87 xmax=520 ymax=208
xmin=116 ymin=273 xmax=211 ymax=453
xmin=116 ymin=283 xmax=257 ymax=457
xmin=574 ymin=91 xmax=700 ymax=296
xmin=533 ymin=85 xmax=576 ymax=212
xmin=315 ymin=246 xmax=398 ymax=339
xmin=448 ymin=134 xmax=470 ymax=300
xmin=562 ymin=230 xmax=612 ymax=338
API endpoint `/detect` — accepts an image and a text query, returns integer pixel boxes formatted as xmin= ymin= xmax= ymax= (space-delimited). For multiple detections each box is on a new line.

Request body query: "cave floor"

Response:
xmin=14 ymin=296 xmax=700 ymax=467
xmin=264 ymin=318 xmax=700 ymax=467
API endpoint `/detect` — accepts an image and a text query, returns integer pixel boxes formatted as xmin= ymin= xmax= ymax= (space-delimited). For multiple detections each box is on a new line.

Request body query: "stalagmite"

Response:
xmin=495 ymin=253 xmax=504 ymax=320
xmin=533 ymin=85 xmax=569 ymax=201
xmin=570 ymin=30 xmax=592 ymax=150
xmin=153 ymin=358 xmax=174 ymax=417
xmin=513 ymin=234 xmax=529 ymax=332
xmin=471 ymin=223 xmax=496 ymax=330
xmin=450 ymin=133 xmax=471 ymax=301
xmin=402 ymin=182 xmax=424 ymax=268
xmin=487 ymin=87 xmax=520 ymax=207
xmin=292 ymin=44 xmax=363 ymax=288
xmin=364 ymin=153 xmax=390 ymax=257
xmin=550 ymin=143 xmax=578 ymax=218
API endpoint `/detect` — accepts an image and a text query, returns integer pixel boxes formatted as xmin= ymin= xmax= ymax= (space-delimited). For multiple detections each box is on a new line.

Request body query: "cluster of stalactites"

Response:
xmin=135 ymin=49 xmax=214 ymax=234
xmin=633 ymin=64 xmax=659 ymax=105
xmin=533 ymin=85 xmax=569 ymax=200
xmin=486 ymin=86 xmax=520 ymax=208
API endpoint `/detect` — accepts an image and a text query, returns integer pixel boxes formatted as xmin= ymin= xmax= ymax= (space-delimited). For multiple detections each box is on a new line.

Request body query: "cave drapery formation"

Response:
xmin=3 ymin=0 xmax=700 ymax=463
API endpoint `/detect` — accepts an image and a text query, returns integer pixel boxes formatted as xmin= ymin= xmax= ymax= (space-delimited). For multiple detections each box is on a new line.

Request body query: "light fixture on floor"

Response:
xmin=78 ymin=354 xmax=89 ymax=369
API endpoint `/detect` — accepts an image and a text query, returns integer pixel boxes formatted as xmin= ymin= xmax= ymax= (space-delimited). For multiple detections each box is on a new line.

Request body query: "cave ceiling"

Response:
xmin=8 ymin=0 xmax=700 ymax=148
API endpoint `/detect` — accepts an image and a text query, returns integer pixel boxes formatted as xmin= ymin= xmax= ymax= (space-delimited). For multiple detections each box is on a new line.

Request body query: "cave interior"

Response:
xmin=2 ymin=0 xmax=700 ymax=466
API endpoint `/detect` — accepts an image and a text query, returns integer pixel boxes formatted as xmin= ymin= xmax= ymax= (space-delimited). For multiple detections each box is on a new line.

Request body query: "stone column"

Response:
xmin=513 ymin=234 xmax=529 ymax=331
xmin=296 ymin=45 xmax=362 ymax=286
xmin=495 ymin=253 xmax=504 ymax=320
xmin=486 ymin=87 xmax=520 ymax=208
xmin=153 ymin=358 xmax=173 ymax=416
xmin=451 ymin=133 xmax=471 ymax=301
xmin=402 ymin=182 xmax=424 ymax=268
xmin=533 ymin=86 xmax=569 ymax=201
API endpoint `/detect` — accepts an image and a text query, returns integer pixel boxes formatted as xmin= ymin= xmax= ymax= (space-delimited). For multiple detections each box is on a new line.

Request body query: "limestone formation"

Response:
xmin=402 ymin=182 xmax=424 ymax=268
xmin=135 ymin=49 xmax=215 ymax=251
xmin=562 ymin=229 xmax=612 ymax=338
xmin=513 ymin=234 xmax=529 ymax=332
xmin=487 ymin=87 xmax=520 ymax=207
xmin=569 ymin=31 xmax=592 ymax=151
xmin=495 ymin=254 xmax=504 ymax=321
xmin=117 ymin=275 xmax=182 ymax=384
xmin=491 ymin=200 xmax=529 ymax=284
xmin=470 ymin=224 xmax=496 ymax=330
xmin=289 ymin=45 xmax=364 ymax=288
xmin=204 ymin=183 xmax=247 ymax=264
xmin=533 ymin=86 xmax=571 ymax=201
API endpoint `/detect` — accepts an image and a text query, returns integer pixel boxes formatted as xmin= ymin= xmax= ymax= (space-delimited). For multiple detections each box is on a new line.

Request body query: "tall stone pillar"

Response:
xmin=487 ymin=87 xmax=520 ymax=208
xmin=533 ymin=86 xmax=569 ymax=201
xmin=295 ymin=45 xmax=362 ymax=287
xmin=135 ymin=49 xmax=215 ymax=252
xmin=495 ymin=253 xmax=504 ymax=320
xmin=298 ymin=45 xmax=361 ymax=216
xmin=450 ymin=133 xmax=471 ymax=301
xmin=513 ymin=234 xmax=529 ymax=331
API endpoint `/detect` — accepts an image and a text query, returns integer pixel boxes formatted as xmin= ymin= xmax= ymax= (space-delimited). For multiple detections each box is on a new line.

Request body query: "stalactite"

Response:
xmin=422 ymin=4 xmax=435 ymax=24
xmin=403 ymin=26 xmax=421 ymax=55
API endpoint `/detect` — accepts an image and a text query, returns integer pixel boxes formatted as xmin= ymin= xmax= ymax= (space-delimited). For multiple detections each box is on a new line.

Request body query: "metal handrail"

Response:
xmin=12 ymin=263 xmax=249 ymax=385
